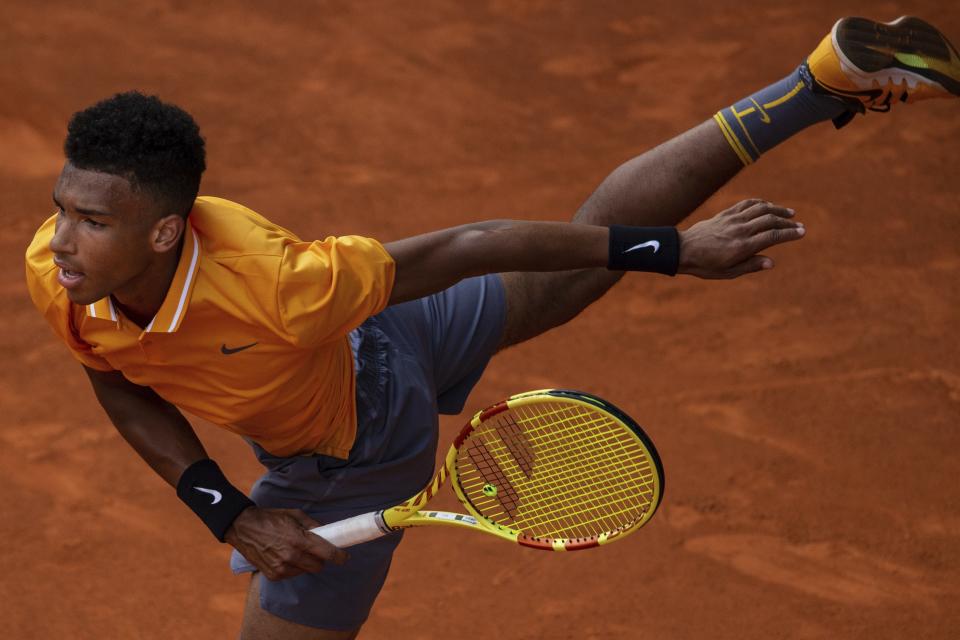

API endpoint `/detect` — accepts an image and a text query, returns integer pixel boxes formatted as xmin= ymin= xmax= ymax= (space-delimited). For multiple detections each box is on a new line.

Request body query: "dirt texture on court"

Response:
xmin=2 ymin=1 xmax=958 ymax=638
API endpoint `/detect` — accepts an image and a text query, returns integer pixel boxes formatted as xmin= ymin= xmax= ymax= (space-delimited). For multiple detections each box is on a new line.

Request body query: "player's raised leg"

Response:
xmin=498 ymin=121 xmax=740 ymax=347
xmin=498 ymin=15 xmax=960 ymax=349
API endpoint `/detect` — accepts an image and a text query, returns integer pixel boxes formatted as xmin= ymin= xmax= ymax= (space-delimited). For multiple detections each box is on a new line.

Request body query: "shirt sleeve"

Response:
xmin=276 ymin=235 xmax=396 ymax=347
xmin=24 ymin=220 xmax=115 ymax=372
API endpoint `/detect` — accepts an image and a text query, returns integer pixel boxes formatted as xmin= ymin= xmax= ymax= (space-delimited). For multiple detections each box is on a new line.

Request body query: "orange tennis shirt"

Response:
xmin=25 ymin=197 xmax=396 ymax=459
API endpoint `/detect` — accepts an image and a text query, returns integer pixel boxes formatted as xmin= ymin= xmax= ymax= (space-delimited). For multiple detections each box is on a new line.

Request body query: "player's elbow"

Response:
xmin=453 ymin=220 xmax=523 ymax=276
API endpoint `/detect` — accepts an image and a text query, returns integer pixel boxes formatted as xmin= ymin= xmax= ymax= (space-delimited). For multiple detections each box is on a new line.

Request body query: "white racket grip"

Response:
xmin=309 ymin=510 xmax=391 ymax=548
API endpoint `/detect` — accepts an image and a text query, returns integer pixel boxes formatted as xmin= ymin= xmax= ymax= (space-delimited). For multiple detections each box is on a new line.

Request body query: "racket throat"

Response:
xmin=395 ymin=510 xmax=481 ymax=530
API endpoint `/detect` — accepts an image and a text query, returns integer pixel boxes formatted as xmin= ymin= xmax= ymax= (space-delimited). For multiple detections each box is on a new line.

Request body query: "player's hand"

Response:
xmin=224 ymin=506 xmax=349 ymax=581
xmin=678 ymin=199 xmax=805 ymax=279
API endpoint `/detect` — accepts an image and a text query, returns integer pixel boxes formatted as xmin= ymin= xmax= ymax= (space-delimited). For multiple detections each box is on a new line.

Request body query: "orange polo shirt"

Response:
xmin=25 ymin=197 xmax=396 ymax=458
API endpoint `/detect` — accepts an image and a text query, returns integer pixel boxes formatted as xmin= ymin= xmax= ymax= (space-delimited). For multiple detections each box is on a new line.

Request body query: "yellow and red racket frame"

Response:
xmin=379 ymin=389 xmax=665 ymax=551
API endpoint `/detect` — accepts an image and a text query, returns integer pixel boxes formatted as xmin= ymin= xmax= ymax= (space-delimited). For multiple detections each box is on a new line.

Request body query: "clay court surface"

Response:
xmin=2 ymin=1 xmax=959 ymax=637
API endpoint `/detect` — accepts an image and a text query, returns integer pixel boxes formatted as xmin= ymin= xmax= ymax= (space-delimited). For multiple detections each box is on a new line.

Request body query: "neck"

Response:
xmin=112 ymin=238 xmax=184 ymax=329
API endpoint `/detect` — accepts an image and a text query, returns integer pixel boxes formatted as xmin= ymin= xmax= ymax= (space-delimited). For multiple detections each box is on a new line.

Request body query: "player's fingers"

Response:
xmin=286 ymin=509 xmax=323 ymax=530
xmin=302 ymin=531 xmax=350 ymax=566
xmin=260 ymin=567 xmax=284 ymax=581
xmin=726 ymin=198 xmax=766 ymax=216
xmin=288 ymin=545 xmax=330 ymax=574
xmin=747 ymin=225 xmax=806 ymax=252
xmin=240 ymin=549 xmax=277 ymax=580
xmin=737 ymin=198 xmax=767 ymax=211
xmin=286 ymin=510 xmax=350 ymax=566
xmin=737 ymin=201 xmax=794 ymax=222
xmin=745 ymin=213 xmax=803 ymax=236
xmin=254 ymin=551 xmax=298 ymax=582
xmin=263 ymin=535 xmax=346 ymax=578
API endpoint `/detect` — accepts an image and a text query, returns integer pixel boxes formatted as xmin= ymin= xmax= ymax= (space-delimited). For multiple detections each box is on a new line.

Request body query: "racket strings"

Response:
xmin=506 ymin=405 xmax=654 ymax=537
xmin=455 ymin=401 xmax=657 ymax=540
xmin=520 ymin=422 xmax=654 ymax=538
xmin=467 ymin=429 xmax=652 ymax=532
xmin=460 ymin=409 xmax=650 ymax=539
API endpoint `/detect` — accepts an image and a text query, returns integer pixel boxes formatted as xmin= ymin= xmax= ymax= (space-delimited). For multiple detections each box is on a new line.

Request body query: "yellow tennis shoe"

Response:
xmin=805 ymin=16 xmax=960 ymax=126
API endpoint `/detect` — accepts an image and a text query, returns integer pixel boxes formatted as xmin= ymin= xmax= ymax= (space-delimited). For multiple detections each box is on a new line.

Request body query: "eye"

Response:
xmin=83 ymin=218 xmax=105 ymax=228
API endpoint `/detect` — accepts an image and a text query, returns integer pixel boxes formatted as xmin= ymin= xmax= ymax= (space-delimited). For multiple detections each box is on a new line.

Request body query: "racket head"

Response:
xmin=448 ymin=389 xmax=664 ymax=551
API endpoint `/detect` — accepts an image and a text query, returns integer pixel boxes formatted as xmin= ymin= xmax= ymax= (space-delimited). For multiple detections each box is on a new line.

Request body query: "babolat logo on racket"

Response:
xmin=493 ymin=421 xmax=536 ymax=478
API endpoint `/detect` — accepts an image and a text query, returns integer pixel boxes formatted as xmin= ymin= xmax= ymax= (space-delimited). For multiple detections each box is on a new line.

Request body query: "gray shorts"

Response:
xmin=230 ymin=274 xmax=506 ymax=630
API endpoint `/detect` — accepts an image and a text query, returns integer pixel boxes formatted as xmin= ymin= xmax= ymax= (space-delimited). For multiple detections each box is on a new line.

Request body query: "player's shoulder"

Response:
xmin=25 ymin=213 xmax=57 ymax=272
xmin=190 ymin=196 xmax=302 ymax=260
xmin=24 ymin=214 xmax=60 ymax=307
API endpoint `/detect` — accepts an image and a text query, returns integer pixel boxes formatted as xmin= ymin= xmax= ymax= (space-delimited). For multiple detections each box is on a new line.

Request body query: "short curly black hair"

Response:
xmin=64 ymin=91 xmax=206 ymax=219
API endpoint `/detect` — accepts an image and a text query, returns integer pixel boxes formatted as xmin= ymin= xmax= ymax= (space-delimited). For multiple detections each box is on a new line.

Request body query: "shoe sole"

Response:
xmin=833 ymin=16 xmax=960 ymax=96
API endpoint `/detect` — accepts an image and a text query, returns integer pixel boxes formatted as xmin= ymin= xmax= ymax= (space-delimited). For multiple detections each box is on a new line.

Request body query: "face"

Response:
xmin=50 ymin=163 xmax=181 ymax=306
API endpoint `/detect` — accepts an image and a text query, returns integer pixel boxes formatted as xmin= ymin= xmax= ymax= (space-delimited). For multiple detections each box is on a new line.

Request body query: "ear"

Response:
xmin=151 ymin=214 xmax=186 ymax=254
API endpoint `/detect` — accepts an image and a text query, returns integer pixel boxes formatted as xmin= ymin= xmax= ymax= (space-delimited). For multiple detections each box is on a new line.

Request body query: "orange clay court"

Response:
xmin=1 ymin=1 xmax=958 ymax=638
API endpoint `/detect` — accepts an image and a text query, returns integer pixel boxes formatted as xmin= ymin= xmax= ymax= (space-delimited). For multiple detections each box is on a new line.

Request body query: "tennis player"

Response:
xmin=25 ymin=16 xmax=958 ymax=640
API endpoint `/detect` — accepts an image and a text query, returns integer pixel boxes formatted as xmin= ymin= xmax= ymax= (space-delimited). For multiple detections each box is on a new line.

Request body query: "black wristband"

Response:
xmin=176 ymin=459 xmax=255 ymax=542
xmin=607 ymin=225 xmax=680 ymax=276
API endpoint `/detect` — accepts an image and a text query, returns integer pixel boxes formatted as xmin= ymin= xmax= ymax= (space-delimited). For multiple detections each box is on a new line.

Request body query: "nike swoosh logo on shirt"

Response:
xmin=220 ymin=342 xmax=258 ymax=355
xmin=194 ymin=487 xmax=223 ymax=504
xmin=623 ymin=240 xmax=660 ymax=254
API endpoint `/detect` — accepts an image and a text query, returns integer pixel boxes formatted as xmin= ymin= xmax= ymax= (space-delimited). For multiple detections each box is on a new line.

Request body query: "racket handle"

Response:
xmin=309 ymin=510 xmax=391 ymax=548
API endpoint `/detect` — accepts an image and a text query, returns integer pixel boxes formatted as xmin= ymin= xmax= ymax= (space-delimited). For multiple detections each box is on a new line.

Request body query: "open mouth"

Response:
xmin=57 ymin=266 xmax=86 ymax=289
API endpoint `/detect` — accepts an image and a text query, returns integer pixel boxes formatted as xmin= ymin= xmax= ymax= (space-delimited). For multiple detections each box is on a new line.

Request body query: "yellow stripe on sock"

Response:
xmin=713 ymin=112 xmax=753 ymax=165
xmin=763 ymin=79 xmax=806 ymax=109
xmin=713 ymin=112 xmax=753 ymax=166
xmin=729 ymin=106 xmax=762 ymax=158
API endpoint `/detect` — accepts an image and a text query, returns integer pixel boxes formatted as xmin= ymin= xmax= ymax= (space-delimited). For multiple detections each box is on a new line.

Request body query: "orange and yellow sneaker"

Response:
xmin=805 ymin=16 xmax=960 ymax=127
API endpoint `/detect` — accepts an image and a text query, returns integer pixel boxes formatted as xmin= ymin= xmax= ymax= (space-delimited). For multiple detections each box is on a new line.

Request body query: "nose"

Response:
xmin=49 ymin=214 xmax=76 ymax=255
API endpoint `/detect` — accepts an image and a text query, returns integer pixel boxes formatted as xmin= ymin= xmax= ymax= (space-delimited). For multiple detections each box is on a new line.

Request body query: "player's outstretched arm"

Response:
xmin=82 ymin=366 xmax=347 ymax=580
xmin=384 ymin=220 xmax=606 ymax=304
xmin=83 ymin=365 xmax=209 ymax=485
xmin=384 ymin=200 xmax=804 ymax=304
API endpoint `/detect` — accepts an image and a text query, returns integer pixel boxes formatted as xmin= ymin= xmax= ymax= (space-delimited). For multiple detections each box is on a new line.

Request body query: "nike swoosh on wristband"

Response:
xmin=195 ymin=487 xmax=223 ymax=504
xmin=623 ymin=240 xmax=660 ymax=254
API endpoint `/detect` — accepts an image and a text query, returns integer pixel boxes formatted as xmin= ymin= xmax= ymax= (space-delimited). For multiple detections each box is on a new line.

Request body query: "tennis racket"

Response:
xmin=309 ymin=389 xmax=664 ymax=551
